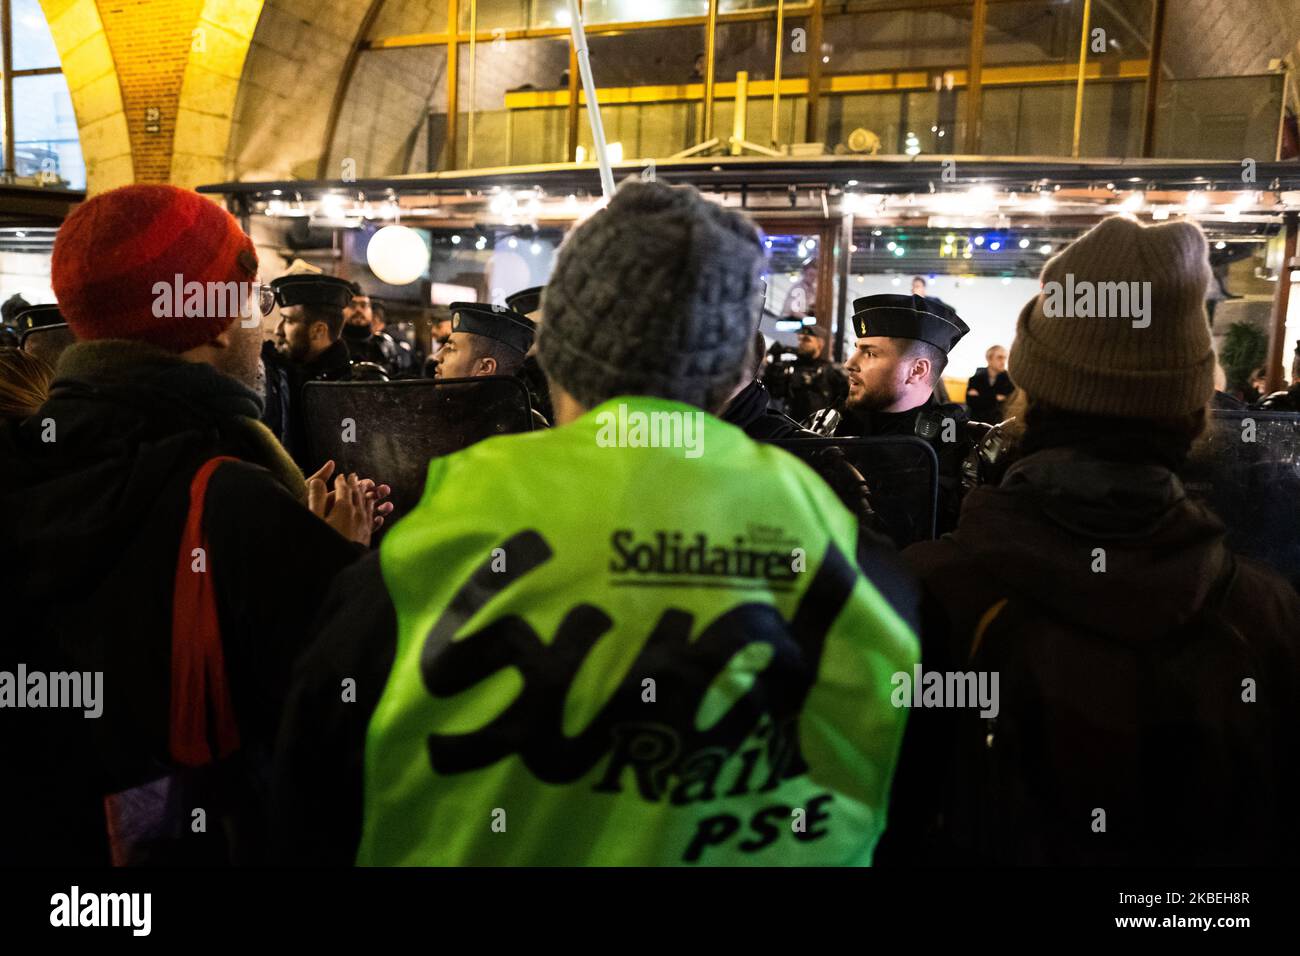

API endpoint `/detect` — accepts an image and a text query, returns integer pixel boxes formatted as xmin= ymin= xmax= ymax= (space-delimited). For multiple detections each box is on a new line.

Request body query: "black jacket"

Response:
xmin=720 ymin=378 xmax=808 ymax=441
xmin=834 ymin=394 xmax=971 ymax=536
xmin=341 ymin=324 xmax=400 ymax=373
xmin=762 ymin=354 xmax=848 ymax=424
xmin=262 ymin=339 xmax=353 ymax=470
xmin=0 ymin=341 xmax=362 ymax=865
xmin=882 ymin=446 xmax=1300 ymax=865
xmin=964 ymin=367 xmax=1014 ymax=424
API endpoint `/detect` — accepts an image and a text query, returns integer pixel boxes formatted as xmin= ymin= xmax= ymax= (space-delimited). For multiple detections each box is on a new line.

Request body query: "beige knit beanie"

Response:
xmin=1008 ymin=215 xmax=1215 ymax=418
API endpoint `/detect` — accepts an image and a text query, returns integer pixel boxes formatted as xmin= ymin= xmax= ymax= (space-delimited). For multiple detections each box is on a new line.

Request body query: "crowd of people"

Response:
xmin=1 ymin=178 xmax=1298 ymax=867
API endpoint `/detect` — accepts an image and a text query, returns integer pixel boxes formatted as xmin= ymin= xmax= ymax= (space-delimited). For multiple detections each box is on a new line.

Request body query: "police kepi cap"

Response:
xmin=851 ymin=293 xmax=969 ymax=353
xmin=13 ymin=304 xmax=64 ymax=332
xmin=505 ymin=286 xmax=543 ymax=317
xmin=450 ymin=301 xmax=536 ymax=354
xmin=795 ymin=323 xmax=828 ymax=341
xmin=270 ymin=274 xmax=354 ymax=309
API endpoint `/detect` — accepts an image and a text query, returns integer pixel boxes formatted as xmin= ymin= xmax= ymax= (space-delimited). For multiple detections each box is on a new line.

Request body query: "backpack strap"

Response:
xmin=170 ymin=455 xmax=242 ymax=768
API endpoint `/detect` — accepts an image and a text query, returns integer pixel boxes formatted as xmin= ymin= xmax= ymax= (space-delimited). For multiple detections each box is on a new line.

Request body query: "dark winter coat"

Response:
xmin=0 ymin=340 xmax=362 ymax=865
xmin=881 ymin=445 xmax=1300 ymax=865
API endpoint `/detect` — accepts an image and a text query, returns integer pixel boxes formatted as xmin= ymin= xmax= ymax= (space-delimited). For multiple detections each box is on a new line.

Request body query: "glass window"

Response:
xmin=459 ymin=36 xmax=572 ymax=167
xmin=979 ymin=0 xmax=1152 ymax=158
xmin=574 ymin=24 xmax=708 ymax=161
xmin=580 ymin=0 xmax=708 ymax=27
xmin=822 ymin=7 xmax=971 ymax=74
xmin=13 ymin=0 xmax=62 ymax=70
xmin=459 ymin=0 xmax=532 ymax=33
xmin=12 ymin=74 xmax=85 ymax=190
xmin=715 ymin=16 xmax=810 ymax=82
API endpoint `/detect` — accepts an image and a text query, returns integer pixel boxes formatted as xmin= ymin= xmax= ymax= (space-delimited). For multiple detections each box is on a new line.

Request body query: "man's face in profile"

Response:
xmin=277 ymin=306 xmax=316 ymax=363
xmin=433 ymin=332 xmax=485 ymax=379
xmin=844 ymin=336 xmax=910 ymax=411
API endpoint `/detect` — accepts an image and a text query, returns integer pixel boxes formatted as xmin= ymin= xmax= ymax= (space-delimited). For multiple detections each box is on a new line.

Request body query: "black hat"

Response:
xmin=851 ymin=293 xmax=969 ymax=353
xmin=449 ymin=302 xmax=536 ymax=354
xmin=505 ymin=286 xmax=543 ymax=317
xmin=269 ymin=274 xmax=354 ymax=309
xmin=13 ymin=304 xmax=64 ymax=332
xmin=795 ymin=323 xmax=827 ymax=341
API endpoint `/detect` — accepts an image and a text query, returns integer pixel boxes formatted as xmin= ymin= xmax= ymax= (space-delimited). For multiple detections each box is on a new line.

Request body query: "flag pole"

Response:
xmin=565 ymin=0 xmax=616 ymax=198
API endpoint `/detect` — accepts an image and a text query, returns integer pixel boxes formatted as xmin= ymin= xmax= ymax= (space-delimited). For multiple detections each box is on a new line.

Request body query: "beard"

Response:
xmin=845 ymin=376 xmax=902 ymax=413
xmin=209 ymin=335 xmax=266 ymax=401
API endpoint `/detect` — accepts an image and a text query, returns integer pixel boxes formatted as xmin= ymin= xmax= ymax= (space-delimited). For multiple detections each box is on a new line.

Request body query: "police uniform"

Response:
xmin=504 ymin=286 xmax=542 ymax=320
xmin=503 ymin=288 xmax=555 ymax=425
xmin=13 ymin=304 xmax=64 ymax=335
xmin=446 ymin=302 xmax=549 ymax=428
xmin=761 ymin=324 xmax=848 ymax=423
xmin=834 ymin=293 xmax=973 ymax=536
xmin=261 ymin=274 xmax=356 ymax=468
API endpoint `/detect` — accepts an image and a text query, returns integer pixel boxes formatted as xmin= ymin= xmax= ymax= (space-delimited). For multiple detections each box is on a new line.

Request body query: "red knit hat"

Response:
xmin=52 ymin=184 xmax=258 ymax=353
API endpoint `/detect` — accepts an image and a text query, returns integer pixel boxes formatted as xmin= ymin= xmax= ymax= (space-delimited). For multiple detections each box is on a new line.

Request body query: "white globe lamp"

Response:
xmin=367 ymin=225 xmax=429 ymax=285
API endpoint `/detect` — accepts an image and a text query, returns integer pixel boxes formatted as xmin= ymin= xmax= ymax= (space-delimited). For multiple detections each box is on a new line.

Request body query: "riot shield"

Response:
xmin=1184 ymin=409 xmax=1300 ymax=586
xmin=20 ymin=323 xmax=76 ymax=369
xmin=772 ymin=436 xmax=940 ymax=547
xmin=301 ymin=375 xmax=536 ymax=527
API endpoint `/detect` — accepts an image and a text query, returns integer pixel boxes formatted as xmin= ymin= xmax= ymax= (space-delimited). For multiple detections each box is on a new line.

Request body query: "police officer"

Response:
xmin=433 ymin=301 xmax=547 ymax=428
xmin=261 ymin=273 xmax=355 ymax=468
xmin=505 ymin=286 xmax=555 ymax=425
xmin=824 ymin=292 xmax=972 ymax=534
xmin=340 ymin=283 xmax=400 ymax=374
xmin=761 ymin=322 xmax=847 ymax=423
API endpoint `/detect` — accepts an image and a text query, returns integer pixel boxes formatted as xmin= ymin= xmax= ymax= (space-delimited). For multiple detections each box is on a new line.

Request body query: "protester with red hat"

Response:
xmin=0 ymin=184 xmax=389 ymax=866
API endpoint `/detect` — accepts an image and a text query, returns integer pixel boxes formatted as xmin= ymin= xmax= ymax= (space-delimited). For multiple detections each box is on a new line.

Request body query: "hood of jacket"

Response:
xmin=935 ymin=446 xmax=1233 ymax=639
xmin=0 ymin=339 xmax=304 ymax=603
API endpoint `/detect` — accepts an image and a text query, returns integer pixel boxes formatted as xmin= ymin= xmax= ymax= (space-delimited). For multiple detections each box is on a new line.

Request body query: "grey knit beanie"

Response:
xmin=1009 ymin=214 xmax=1215 ymax=419
xmin=537 ymin=178 xmax=766 ymax=410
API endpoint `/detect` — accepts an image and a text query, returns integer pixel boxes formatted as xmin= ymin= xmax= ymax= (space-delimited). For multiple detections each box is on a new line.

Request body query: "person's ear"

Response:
xmin=207 ymin=319 xmax=236 ymax=351
xmin=479 ymin=355 xmax=498 ymax=375
xmin=909 ymin=356 xmax=931 ymax=386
